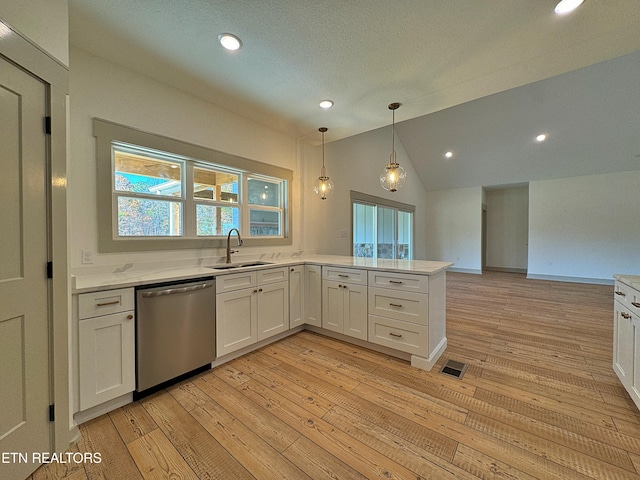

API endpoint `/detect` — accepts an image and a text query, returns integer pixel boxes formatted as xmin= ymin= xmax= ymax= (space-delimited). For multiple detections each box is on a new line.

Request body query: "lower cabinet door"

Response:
xmin=78 ymin=311 xmax=135 ymax=410
xmin=344 ymin=283 xmax=368 ymax=340
xmin=217 ymin=288 xmax=258 ymax=357
xmin=614 ymin=303 xmax=635 ymax=388
xmin=289 ymin=266 xmax=304 ymax=328
xmin=304 ymin=265 xmax=322 ymax=327
xmin=322 ymin=280 xmax=344 ymax=334
xmin=258 ymin=281 xmax=289 ymax=341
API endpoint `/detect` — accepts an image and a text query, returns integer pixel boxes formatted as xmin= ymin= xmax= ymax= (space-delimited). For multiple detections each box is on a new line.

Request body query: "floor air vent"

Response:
xmin=439 ymin=359 xmax=468 ymax=379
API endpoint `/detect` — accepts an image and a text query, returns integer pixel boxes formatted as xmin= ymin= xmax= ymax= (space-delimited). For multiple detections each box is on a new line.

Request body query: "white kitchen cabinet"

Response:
xmin=613 ymin=278 xmax=640 ymax=410
xmin=257 ymin=281 xmax=289 ymax=340
xmin=304 ymin=265 xmax=322 ymax=327
xmin=322 ymin=267 xmax=367 ymax=340
xmin=78 ymin=288 xmax=135 ymax=411
xmin=217 ymin=267 xmax=289 ymax=357
xmin=217 ymin=287 xmax=258 ymax=357
xmin=289 ymin=265 xmax=304 ymax=328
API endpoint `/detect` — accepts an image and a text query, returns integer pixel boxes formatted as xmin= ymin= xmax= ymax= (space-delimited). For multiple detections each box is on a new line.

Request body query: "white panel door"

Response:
xmin=289 ymin=266 xmax=304 ymax=328
xmin=344 ymin=283 xmax=368 ymax=340
xmin=322 ymin=280 xmax=344 ymax=333
xmin=0 ymin=56 xmax=51 ymax=479
xmin=258 ymin=281 xmax=289 ymax=341
xmin=216 ymin=288 xmax=257 ymax=356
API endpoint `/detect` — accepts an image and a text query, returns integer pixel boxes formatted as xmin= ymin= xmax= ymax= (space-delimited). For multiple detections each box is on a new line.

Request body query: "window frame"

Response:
xmin=95 ymin=118 xmax=293 ymax=253
xmin=350 ymin=190 xmax=415 ymax=260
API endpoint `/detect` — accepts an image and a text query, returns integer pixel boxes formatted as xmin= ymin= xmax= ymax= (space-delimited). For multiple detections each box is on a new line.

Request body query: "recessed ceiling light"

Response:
xmin=319 ymin=100 xmax=334 ymax=109
xmin=444 ymin=151 xmax=453 ymax=159
xmin=218 ymin=33 xmax=242 ymax=51
xmin=536 ymin=134 xmax=548 ymax=142
xmin=554 ymin=0 xmax=584 ymax=15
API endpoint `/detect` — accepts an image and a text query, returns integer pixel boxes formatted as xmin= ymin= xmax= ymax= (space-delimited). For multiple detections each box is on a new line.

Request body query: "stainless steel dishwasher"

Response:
xmin=135 ymin=277 xmax=216 ymax=395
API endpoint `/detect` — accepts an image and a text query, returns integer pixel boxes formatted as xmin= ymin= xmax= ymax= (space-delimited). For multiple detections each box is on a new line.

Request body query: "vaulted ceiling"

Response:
xmin=69 ymin=0 xmax=640 ymax=145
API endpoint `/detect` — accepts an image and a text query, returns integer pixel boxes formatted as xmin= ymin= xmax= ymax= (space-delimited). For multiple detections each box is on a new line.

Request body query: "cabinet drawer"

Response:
xmin=368 ymin=271 xmax=428 ymax=294
xmin=78 ymin=288 xmax=134 ymax=319
xmin=217 ymin=271 xmax=257 ymax=293
xmin=615 ymin=281 xmax=640 ymax=315
xmin=257 ymin=267 xmax=289 ymax=285
xmin=322 ymin=266 xmax=367 ymax=285
xmin=368 ymin=287 xmax=428 ymax=325
xmin=368 ymin=314 xmax=428 ymax=355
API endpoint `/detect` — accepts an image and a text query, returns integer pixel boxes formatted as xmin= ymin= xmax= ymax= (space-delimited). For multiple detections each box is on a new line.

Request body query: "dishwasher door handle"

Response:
xmin=140 ymin=281 xmax=215 ymax=298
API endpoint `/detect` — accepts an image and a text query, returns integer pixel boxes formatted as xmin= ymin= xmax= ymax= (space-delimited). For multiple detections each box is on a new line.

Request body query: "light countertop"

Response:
xmin=614 ymin=274 xmax=640 ymax=291
xmin=72 ymin=255 xmax=453 ymax=293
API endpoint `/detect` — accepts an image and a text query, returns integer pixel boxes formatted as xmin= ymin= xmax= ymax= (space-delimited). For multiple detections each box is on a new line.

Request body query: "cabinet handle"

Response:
xmin=632 ymin=302 xmax=640 ymax=308
xmin=96 ymin=300 xmax=120 ymax=307
xmin=389 ymin=332 xmax=402 ymax=338
xmin=126 ymin=314 xmax=134 ymax=320
xmin=615 ymin=291 xmax=626 ymax=297
xmin=389 ymin=280 xmax=403 ymax=284
xmin=621 ymin=312 xmax=632 ymax=319
xmin=338 ymin=274 xmax=349 ymax=278
xmin=389 ymin=303 xmax=403 ymax=308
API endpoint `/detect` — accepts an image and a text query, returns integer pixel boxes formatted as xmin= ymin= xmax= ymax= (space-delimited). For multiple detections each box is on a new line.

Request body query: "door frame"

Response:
xmin=0 ymin=19 xmax=75 ymax=453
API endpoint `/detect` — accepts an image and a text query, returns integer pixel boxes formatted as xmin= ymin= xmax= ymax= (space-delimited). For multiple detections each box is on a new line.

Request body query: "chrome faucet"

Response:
xmin=226 ymin=228 xmax=243 ymax=263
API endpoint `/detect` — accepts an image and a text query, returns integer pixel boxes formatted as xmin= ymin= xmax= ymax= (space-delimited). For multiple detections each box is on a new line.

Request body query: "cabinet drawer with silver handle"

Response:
xmin=78 ymin=288 xmax=135 ymax=319
xmin=322 ymin=266 xmax=367 ymax=285
xmin=368 ymin=287 xmax=428 ymax=325
xmin=368 ymin=271 xmax=429 ymax=293
xmin=368 ymin=314 xmax=428 ymax=355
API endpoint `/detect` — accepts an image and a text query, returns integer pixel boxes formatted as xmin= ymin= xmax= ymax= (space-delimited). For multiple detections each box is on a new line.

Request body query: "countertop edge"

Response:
xmin=72 ymin=257 xmax=454 ymax=294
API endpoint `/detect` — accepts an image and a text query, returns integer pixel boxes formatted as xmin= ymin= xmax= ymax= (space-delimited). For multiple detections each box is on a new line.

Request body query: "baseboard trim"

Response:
xmin=484 ymin=266 xmax=527 ymax=274
xmin=526 ymin=274 xmax=614 ymax=285
xmin=448 ymin=268 xmax=482 ymax=275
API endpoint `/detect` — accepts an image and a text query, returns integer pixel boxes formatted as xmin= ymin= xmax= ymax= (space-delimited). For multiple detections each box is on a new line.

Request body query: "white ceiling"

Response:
xmin=69 ymin=1 xmax=640 ymax=144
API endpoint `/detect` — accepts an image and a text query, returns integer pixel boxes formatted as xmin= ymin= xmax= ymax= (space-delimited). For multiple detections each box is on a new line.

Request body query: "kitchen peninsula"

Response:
xmin=72 ymin=255 xmax=452 ymax=423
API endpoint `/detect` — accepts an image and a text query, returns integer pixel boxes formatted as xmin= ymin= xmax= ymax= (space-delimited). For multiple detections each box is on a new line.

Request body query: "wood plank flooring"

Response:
xmin=30 ymin=271 xmax=640 ymax=479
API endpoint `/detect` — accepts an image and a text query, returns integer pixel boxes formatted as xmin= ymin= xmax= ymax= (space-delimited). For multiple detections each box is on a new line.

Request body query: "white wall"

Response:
xmin=302 ymin=126 xmax=428 ymax=259
xmin=528 ymin=170 xmax=640 ymax=283
xmin=425 ymin=187 xmax=483 ymax=273
xmin=0 ymin=0 xmax=69 ymax=66
xmin=69 ymin=47 xmax=298 ymax=269
xmin=485 ymin=186 xmax=529 ymax=271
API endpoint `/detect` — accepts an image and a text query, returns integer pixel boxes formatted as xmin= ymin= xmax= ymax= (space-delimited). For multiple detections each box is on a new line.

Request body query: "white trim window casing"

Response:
xmin=95 ymin=118 xmax=293 ymax=252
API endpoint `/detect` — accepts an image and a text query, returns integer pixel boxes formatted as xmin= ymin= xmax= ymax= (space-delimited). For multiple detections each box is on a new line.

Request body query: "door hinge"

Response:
xmin=47 ymin=261 xmax=53 ymax=279
xmin=44 ymin=116 xmax=52 ymax=135
xmin=49 ymin=404 xmax=55 ymax=422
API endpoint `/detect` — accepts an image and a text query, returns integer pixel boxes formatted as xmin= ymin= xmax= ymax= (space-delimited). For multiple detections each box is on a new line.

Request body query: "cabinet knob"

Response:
xmin=259 ymin=288 xmax=263 ymax=292
xmin=291 ymin=268 xmax=294 ymax=272
xmin=126 ymin=314 xmax=133 ymax=320
xmin=253 ymin=289 xmax=258 ymax=293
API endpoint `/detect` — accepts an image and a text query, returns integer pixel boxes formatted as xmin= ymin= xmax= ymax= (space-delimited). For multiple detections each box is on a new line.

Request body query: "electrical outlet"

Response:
xmin=82 ymin=249 xmax=93 ymax=264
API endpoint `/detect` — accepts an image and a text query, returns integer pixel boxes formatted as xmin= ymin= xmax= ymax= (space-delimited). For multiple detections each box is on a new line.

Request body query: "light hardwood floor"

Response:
xmin=30 ymin=271 xmax=640 ymax=479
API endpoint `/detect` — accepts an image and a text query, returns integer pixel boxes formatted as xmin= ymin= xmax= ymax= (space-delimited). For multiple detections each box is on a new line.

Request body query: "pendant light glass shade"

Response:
xmin=314 ymin=127 xmax=334 ymax=200
xmin=380 ymin=102 xmax=406 ymax=192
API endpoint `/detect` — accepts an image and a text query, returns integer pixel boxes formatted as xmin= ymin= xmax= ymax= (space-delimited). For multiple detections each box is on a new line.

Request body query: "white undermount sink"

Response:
xmin=208 ymin=261 xmax=274 ymax=270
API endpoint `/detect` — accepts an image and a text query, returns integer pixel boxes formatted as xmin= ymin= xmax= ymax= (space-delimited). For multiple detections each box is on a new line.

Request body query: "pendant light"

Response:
xmin=314 ymin=127 xmax=334 ymax=200
xmin=380 ymin=102 xmax=407 ymax=192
